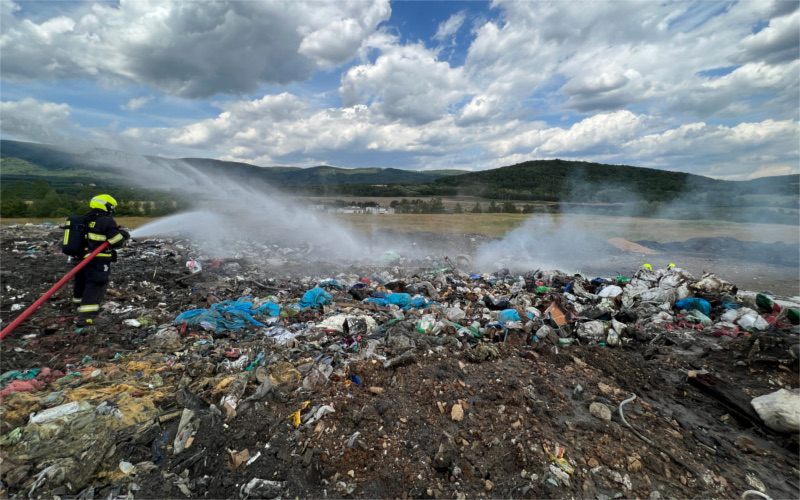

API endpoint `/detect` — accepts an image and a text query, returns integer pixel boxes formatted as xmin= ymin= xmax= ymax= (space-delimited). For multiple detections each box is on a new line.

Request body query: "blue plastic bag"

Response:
xmin=174 ymin=297 xmax=281 ymax=331
xmin=299 ymin=287 xmax=333 ymax=308
xmin=721 ymin=297 xmax=740 ymax=310
xmin=386 ymin=293 xmax=411 ymax=307
xmin=498 ymin=309 xmax=533 ymax=323
xmin=410 ymin=296 xmax=427 ymax=308
xmin=364 ymin=298 xmax=388 ymax=307
xmin=320 ymin=279 xmax=344 ymax=290
xmin=675 ymin=298 xmax=711 ymax=316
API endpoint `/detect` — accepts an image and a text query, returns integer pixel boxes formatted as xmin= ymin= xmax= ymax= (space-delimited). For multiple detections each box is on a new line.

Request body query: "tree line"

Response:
xmin=0 ymin=180 xmax=189 ymax=218
xmin=388 ymin=198 xmax=541 ymax=214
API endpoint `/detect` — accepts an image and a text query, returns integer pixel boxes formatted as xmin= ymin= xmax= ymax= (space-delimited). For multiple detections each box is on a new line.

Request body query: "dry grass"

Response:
xmin=3 ymin=214 xmax=797 ymax=244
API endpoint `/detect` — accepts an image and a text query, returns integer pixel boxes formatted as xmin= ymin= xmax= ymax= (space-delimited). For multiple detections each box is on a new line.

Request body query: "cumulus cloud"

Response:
xmin=340 ymin=42 xmax=473 ymax=124
xmin=466 ymin=0 xmax=797 ymax=118
xmin=0 ymin=0 xmax=390 ymax=98
xmin=536 ymin=111 xmax=647 ymax=155
xmin=1 ymin=0 xmax=797 ymax=180
xmin=298 ymin=1 xmax=391 ymax=67
xmin=621 ymin=119 xmax=799 ymax=177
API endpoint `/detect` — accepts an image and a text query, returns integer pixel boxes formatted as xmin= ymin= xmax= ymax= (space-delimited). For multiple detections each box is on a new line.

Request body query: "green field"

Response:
xmin=332 ymin=213 xmax=799 ymax=243
xmin=4 ymin=213 xmax=797 ymax=244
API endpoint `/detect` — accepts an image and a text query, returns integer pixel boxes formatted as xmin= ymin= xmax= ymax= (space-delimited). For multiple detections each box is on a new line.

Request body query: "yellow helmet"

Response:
xmin=90 ymin=194 xmax=118 ymax=214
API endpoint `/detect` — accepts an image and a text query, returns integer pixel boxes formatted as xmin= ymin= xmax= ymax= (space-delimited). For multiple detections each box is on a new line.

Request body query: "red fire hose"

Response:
xmin=0 ymin=241 xmax=109 ymax=341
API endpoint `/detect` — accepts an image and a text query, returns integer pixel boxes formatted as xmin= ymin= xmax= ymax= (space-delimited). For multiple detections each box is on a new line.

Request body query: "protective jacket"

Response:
xmin=72 ymin=209 xmax=128 ymax=319
xmin=82 ymin=209 xmax=127 ymax=261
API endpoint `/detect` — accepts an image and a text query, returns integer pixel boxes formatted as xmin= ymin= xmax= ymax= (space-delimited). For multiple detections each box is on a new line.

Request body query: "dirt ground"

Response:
xmin=0 ymin=224 xmax=798 ymax=500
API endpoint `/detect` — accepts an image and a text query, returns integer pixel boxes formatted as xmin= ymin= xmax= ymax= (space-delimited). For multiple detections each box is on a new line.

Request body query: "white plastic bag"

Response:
xmin=751 ymin=389 xmax=800 ymax=433
xmin=446 ymin=305 xmax=465 ymax=322
xmin=598 ymin=285 xmax=623 ymax=298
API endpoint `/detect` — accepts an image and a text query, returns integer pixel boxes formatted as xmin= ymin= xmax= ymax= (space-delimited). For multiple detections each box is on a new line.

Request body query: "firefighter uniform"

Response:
xmin=73 ymin=195 xmax=129 ymax=324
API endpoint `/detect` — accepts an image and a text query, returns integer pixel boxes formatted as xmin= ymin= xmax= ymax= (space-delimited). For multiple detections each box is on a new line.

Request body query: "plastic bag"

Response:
xmin=737 ymin=314 xmax=769 ymax=331
xmin=386 ymin=293 xmax=411 ymax=308
xmin=751 ymin=388 xmax=800 ymax=433
xmin=446 ymin=306 xmax=466 ymax=321
xmin=675 ymin=298 xmax=711 ymax=316
xmin=175 ymin=298 xmax=281 ymax=331
xmin=576 ymin=321 xmax=606 ymax=342
xmin=598 ymin=285 xmax=623 ymax=298
xmin=299 ymin=287 xmax=333 ymax=308
xmin=498 ymin=309 xmax=533 ymax=323
xmin=410 ymin=295 xmax=428 ymax=308
xmin=416 ymin=314 xmax=436 ymax=334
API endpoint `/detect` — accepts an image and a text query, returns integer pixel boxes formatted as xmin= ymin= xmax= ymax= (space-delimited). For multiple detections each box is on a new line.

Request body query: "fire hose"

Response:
xmin=0 ymin=241 xmax=109 ymax=341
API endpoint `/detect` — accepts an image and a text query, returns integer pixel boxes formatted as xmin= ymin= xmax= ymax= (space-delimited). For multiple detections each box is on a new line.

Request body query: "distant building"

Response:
xmin=310 ymin=204 xmax=326 ymax=212
xmin=327 ymin=205 xmax=394 ymax=215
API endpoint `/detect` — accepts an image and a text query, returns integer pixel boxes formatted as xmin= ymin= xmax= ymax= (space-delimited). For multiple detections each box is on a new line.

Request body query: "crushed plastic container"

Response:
xmin=186 ymin=260 xmax=202 ymax=273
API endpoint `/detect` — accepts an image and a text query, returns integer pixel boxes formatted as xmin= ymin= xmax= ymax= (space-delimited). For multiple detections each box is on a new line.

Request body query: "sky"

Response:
xmin=1 ymin=0 xmax=798 ymax=180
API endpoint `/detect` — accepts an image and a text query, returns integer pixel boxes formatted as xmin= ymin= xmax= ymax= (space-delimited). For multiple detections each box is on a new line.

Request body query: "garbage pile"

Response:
xmin=1 ymin=224 xmax=799 ymax=500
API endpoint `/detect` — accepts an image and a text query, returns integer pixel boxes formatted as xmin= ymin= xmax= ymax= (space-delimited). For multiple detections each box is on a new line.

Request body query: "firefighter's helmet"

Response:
xmin=90 ymin=194 xmax=118 ymax=215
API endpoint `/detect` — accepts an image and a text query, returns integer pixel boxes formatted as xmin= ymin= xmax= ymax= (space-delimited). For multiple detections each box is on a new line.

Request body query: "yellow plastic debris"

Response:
xmin=543 ymin=444 xmax=574 ymax=475
xmin=215 ymin=377 xmax=236 ymax=392
xmin=286 ymin=401 xmax=311 ymax=428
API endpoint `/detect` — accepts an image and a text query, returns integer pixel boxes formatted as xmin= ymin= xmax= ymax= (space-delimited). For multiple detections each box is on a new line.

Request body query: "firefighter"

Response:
xmin=73 ymin=194 xmax=130 ymax=326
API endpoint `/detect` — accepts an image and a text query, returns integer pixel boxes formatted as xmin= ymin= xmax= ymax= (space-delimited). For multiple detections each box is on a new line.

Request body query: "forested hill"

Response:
xmin=0 ymin=140 xmax=466 ymax=187
xmin=1 ymin=140 xmax=797 ymax=203
xmin=427 ymin=159 xmax=799 ymax=201
xmin=180 ymin=158 xmax=466 ymax=185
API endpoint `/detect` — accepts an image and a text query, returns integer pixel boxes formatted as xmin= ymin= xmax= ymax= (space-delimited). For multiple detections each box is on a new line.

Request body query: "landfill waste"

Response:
xmin=750 ymin=388 xmax=800 ymax=433
xmin=0 ymin=223 xmax=798 ymax=499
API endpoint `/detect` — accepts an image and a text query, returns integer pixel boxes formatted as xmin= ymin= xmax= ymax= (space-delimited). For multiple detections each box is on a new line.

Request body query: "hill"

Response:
xmin=0 ymin=140 xmax=466 ymax=187
xmin=1 ymin=140 xmax=797 ymax=225
xmin=428 ymin=159 xmax=799 ymax=201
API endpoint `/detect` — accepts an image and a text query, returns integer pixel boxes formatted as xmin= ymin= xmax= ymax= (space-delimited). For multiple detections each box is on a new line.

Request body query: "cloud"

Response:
xmin=340 ymin=42 xmax=473 ymax=124
xmin=298 ymin=1 xmax=391 ymax=68
xmin=121 ymin=96 xmax=152 ymax=111
xmin=434 ymin=11 xmax=466 ymax=42
xmin=465 ymin=1 xmax=797 ymax=117
xmin=6 ymin=93 xmax=799 ymax=180
xmin=731 ymin=10 xmax=800 ymax=64
xmin=1 ymin=1 xmax=797 ymax=181
xmin=0 ymin=0 xmax=390 ymax=98
xmin=536 ymin=111 xmax=648 ymax=155
xmin=671 ymin=60 xmax=800 ymax=118
xmin=621 ymin=118 xmax=800 ymax=177
xmin=0 ymin=98 xmax=76 ymax=144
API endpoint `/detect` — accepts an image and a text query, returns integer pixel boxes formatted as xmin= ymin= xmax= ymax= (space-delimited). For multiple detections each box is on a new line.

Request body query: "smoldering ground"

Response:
xmin=474 ymin=173 xmax=800 ymax=290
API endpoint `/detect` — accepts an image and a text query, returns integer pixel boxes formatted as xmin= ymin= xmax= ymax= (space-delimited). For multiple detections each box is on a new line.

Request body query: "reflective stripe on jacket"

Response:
xmin=82 ymin=210 xmax=126 ymax=259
